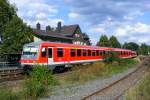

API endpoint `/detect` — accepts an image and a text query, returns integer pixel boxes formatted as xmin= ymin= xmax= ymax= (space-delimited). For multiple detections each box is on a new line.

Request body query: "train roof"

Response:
xmin=25 ymin=41 xmax=135 ymax=52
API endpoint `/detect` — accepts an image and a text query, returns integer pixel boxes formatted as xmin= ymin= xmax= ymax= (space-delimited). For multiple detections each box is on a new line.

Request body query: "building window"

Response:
xmin=57 ymin=48 xmax=63 ymax=57
xmin=83 ymin=49 xmax=86 ymax=56
xmin=88 ymin=50 xmax=91 ymax=56
xmin=70 ymin=49 xmax=75 ymax=57
xmin=77 ymin=49 xmax=81 ymax=56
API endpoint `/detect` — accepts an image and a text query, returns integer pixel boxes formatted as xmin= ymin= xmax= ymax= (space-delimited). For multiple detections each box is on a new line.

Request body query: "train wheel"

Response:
xmin=23 ymin=65 xmax=32 ymax=75
xmin=54 ymin=66 xmax=65 ymax=73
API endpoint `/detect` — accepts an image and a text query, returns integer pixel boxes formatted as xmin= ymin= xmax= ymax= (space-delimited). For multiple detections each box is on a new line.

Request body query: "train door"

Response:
xmin=48 ymin=47 xmax=53 ymax=65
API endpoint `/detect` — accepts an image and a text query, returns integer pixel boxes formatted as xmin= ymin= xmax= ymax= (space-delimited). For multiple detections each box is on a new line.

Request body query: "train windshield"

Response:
xmin=22 ymin=47 xmax=38 ymax=59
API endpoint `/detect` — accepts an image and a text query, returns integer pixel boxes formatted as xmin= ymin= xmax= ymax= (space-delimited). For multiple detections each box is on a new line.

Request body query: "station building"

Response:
xmin=33 ymin=22 xmax=91 ymax=45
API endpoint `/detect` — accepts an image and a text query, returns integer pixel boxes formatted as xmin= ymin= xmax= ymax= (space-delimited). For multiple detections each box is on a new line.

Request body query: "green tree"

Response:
xmin=97 ymin=35 xmax=110 ymax=47
xmin=138 ymin=43 xmax=150 ymax=55
xmin=109 ymin=35 xmax=121 ymax=48
xmin=0 ymin=0 xmax=16 ymax=33
xmin=122 ymin=42 xmax=139 ymax=51
xmin=0 ymin=15 xmax=33 ymax=54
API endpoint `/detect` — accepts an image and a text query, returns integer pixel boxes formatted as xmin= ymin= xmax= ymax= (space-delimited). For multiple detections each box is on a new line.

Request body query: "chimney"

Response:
xmin=57 ymin=21 xmax=61 ymax=32
xmin=46 ymin=25 xmax=51 ymax=32
xmin=36 ymin=22 xmax=40 ymax=30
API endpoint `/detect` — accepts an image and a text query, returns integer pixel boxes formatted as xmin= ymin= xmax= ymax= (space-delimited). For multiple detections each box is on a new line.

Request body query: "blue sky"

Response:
xmin=9 ymin=0 xmax=150 ymax=45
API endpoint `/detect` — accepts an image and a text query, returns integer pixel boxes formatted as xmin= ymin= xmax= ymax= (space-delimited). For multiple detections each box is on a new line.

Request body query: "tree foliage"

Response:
xmin=0 ymin=0 xmax=16 ymax=33
xmin=97 ymin=35 xmax=110 ymax=47
xmin=0 ymin=15 xmax=33 ymax=54
xmin=24 ymin=65 xmax=57 ymax=99
xmin=0 ymin=0 xmax=33 ymax=54
xmin=122 ymin=42 xmax=139 ymax=51
xmin=109 ymin=35 xmax=121 ymax=48
xmin=138 ymin=43 xmax=150 ymax=55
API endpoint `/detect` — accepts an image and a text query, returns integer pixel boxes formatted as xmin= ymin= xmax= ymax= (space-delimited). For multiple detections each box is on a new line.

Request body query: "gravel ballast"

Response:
xmin=41 ymin=66 xmax=138 ymax=100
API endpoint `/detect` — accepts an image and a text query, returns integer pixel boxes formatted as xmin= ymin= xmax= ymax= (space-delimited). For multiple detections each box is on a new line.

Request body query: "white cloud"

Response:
xmin=115 ymin=22 xmax=150 ymax=37
xmin=132 ymin=22 xmax=150 ymax=33
xmin=36 ymin=13 xmax=47 ymax=19
xmin=24 ymin=18 xmax=64 ymax=29
xmin=137 ymin=38 xmax=150 ymax=43
xmin=114 ymin=22 xmax=150 ymax=44
xmin=8 ymin=0 xmax=150 ymax=45
xmin=9 ymin=0 xmax=59 ymax=28
xmin=88 ymin=26 xmax=106 ymax=34
xmin=68 ymin=12 xmax=80 ymax=19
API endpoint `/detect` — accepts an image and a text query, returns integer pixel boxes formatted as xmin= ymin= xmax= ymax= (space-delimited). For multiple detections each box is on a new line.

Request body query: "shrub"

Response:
xmin=0 ymin=89 xmax=19 ymax=100
xmin=23 ymin=65 xmax=58 ymax=99
xmin=103 ymin=51 xmax=119 ymax=63
xmin=65 ymin=62 xmax=105 ymax=83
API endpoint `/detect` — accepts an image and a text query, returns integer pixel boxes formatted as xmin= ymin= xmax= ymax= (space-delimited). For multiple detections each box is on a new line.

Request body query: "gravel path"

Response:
xmin=41 ymin=66 xmax=139 ymax=100
xmin=87 ymin=65 xmax=148 ymax=100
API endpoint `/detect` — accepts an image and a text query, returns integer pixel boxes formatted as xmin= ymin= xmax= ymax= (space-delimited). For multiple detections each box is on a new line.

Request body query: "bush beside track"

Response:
xmin=0 ymin=58 xmax=139 ymax=100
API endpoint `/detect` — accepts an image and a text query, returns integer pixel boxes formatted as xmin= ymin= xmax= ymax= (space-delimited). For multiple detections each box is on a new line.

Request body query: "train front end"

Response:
xmin=20 ymin=42 xmax=40 ymax=70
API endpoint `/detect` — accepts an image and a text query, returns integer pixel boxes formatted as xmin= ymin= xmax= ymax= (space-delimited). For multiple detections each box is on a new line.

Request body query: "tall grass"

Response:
xmin=23 ymin=65 xmax=58 ymax=99
xmin=0 ymin=89 xmax=19 ymax=100
xmin=65 ymin=59 xmax=138 ymax=83
xmin=65 ymin=62 xmax=105 ymax=83
xmin=125 ymin=69 xmax=150 ymax=100
xmin=0 ymin=65 xmax=58 ymax=100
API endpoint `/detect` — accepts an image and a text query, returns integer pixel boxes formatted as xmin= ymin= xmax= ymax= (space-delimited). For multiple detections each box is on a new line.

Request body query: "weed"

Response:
xmin=65 ymin=59 xmax=138 ymax=83
xmin=125 ymin=69 xmax=150 ymax=100
xmin=0 ymin=89 xmax=19 ymax=100
xmin=23 ymin=65 xmax=58 ymax=99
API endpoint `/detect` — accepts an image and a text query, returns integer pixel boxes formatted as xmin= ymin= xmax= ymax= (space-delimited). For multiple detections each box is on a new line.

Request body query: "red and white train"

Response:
xmin=20 ymin=41 xmax=137 ymax=70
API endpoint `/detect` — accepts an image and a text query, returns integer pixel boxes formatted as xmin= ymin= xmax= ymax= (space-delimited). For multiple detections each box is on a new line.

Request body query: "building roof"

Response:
xmin=33 ymin=30 xmax=73 ymax=40
xmin=60 ymin=25 xmax=79 ymax=35
xmin=33 ymin=24 xmax=79 ymax=40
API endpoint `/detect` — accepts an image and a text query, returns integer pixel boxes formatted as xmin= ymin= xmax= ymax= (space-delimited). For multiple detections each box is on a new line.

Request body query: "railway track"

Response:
xmin=0 ymin=67 xmax=24 ymax=83
xmin=82 ymin=57 xmax=150 ymax=100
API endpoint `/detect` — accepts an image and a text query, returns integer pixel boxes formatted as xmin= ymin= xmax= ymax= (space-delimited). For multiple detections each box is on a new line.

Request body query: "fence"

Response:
xmin=0 ymin=54 xmax=21 ymax=68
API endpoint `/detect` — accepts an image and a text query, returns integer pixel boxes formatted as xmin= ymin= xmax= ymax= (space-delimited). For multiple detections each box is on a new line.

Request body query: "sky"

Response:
xmin=9 ymin=0 xmax=150 ymax=45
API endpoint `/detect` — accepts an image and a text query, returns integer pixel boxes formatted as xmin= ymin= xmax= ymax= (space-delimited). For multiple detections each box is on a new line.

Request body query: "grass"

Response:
xmin=125 ymin=68 xmax=150 ymax=100
xmin=60 ymin=58 xmax=138 ymax=84
xmin=0 ymin=65 xmax=58 ymax=100
xmin=0 ymin=59 xmax=138 ymax=100
xmin=0 ymin=89 xmax=20 ymax=100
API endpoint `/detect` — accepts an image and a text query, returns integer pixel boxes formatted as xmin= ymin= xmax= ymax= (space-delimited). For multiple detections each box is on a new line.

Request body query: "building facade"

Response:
xmin=33 ymin=22 xmax=91 ymax=45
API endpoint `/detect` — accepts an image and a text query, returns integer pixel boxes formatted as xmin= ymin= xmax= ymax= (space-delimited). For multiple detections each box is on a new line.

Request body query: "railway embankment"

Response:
xmin=0 ymin=57 xmax=149 ymax=100
xmin=125 ymin=57 xmax=150 ymax=100
xmin=42 ymin=58 xmax=146 ymax=100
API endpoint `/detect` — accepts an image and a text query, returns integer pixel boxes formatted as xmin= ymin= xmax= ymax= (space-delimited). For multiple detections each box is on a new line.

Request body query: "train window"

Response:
xmin=77 ymin=49 xmax=81 ymax=56
xmin=83 ymin=49 xmax=86 ymax=56
xmin=42 ymin=48 xmax=47 ymax=57
xmin=57 ymin=48 xmax=63 ymax=57
xmin=121 ymin=51 xmax=123 ymax=55
xmin=92 ymin=50 xmax=95 ymax=56
xmin=88 ymin=50 xmax=91 ymax=56
xmin=96 ymin=50 xmax=99 ymax=56
xmin=103 ymin=51 xmax=106 ymax=55
xmin=119 ymin=51 xmax=121 ymax=55
xmin=70 ymin=49 xmax=75 ymax=57
xmin=99 ymin=51 xmax=102 ymax=56
xmin=124 ymin=51 xmax=126 ymax=55
xmin=48 ymin=48 xmax=52 ymax=58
